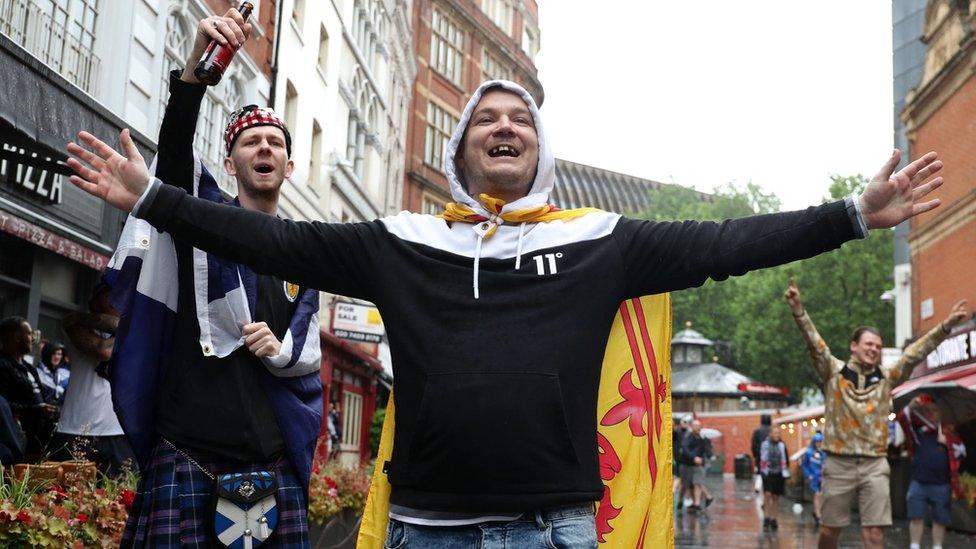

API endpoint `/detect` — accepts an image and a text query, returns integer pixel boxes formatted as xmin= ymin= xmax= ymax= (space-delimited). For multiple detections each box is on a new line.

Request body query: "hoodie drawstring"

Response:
xmin=515 ymin=222 xmax=526 ymax=271
xmin=473 ymin=232 xmax=484 ymax=300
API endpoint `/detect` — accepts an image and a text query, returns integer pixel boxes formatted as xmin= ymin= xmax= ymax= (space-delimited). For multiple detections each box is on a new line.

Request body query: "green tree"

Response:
xmin=638 ymin=177 xmax=893 ymax=395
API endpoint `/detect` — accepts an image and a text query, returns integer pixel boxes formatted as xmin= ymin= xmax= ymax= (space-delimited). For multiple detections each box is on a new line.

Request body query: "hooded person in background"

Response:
xmin=69 ymin=68 xmax=948 ymax=545
xmin=802 ymin=432 xmax=825 ymax=526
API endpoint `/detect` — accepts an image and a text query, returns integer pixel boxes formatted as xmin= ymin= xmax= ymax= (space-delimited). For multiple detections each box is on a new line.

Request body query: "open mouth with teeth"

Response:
xmin=254 ymin=163 xmax=274 ymax=174
xmin=488 ymin=145 xmax=520 ymax=158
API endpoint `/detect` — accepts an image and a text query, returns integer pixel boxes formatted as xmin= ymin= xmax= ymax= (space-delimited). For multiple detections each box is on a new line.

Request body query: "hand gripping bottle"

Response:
xmin=193 ymin=2 xmax=254 ymax=86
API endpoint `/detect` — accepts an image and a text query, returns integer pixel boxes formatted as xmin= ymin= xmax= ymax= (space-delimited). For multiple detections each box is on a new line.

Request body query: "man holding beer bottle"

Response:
xmin=115 ymin=7 xmax=322 ymax=548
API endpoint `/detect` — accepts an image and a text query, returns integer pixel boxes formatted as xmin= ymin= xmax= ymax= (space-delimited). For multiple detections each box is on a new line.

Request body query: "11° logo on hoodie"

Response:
xmin=532 ymin=252 xmax=562 ymax=275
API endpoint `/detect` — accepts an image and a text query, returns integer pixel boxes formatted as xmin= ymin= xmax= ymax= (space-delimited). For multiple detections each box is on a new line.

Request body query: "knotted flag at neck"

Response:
xmin=436 ymin=193 xmax=601 ymax=299
xmin=439 ymin=193 xmax=600 ymax=238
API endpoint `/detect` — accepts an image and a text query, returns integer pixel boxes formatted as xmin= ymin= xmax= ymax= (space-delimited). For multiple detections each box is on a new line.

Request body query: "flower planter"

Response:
xmin=12 ymin=461 xmax=62 ymax=488
xmin=61 ymin=460 xmax=98 ymax=487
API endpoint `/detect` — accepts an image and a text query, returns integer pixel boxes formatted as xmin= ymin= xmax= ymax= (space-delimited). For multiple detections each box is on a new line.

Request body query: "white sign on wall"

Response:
xmin=332 ymin=302 xmax=384 ymax=343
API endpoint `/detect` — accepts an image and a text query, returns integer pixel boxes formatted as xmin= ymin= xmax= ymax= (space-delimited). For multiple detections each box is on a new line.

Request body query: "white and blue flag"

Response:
xmin=103 ymin=156 xmax=323 ymax=489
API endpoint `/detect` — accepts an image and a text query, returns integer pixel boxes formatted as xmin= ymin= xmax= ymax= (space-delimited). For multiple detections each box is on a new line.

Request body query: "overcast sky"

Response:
xmin=536 ymin=1 xmax=895 ymax=210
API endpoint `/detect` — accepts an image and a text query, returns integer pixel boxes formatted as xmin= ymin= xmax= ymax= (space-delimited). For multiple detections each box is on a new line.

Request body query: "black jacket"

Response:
xmin=136 ymin=167 xmax=860 ymax=511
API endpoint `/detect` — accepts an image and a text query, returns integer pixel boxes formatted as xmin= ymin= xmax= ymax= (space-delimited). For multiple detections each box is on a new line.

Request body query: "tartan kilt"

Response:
xmin=122 ymin=440 xmax=309 ymax=548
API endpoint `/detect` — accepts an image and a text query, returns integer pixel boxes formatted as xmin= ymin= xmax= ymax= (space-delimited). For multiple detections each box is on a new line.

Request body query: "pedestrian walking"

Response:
xmin=760 ymin=426 xmax=790 ymax=531
xmin=897 ymin=394 xmax=967 ymax=549
xmin=36 ymin=341 xmax=69 ymax=405
xmin=680 ymin=420 xmax=714 ymax=511
xmin=784 ymin=280 xmax=969 ymax=549
xmin=68 ymin=45 xmax=950 ymax=546
xmin=801 ymin=432 xmax=825 ymax=526
xmin=752 ymin=413 xmax=772 ymax=493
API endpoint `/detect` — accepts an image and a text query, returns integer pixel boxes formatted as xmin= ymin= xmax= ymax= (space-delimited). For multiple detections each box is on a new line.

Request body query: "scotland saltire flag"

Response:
xmin=103 ymin=155 xmax=323 ymax=490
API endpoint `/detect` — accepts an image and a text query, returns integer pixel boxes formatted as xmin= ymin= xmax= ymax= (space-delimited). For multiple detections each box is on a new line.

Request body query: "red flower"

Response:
xmin=76 ymin=513 xmax=89 ymax=523
xmin=49 ymin=484 xmax=69 ymax=501
xmin=312 ymin=461 xmax=321 ymax=475
xmin=325 ymin=476 xmax=337 ymax=489
xmin=121 ymin=489 xmax=136 ymax=508
xmin=16 ymin=510 xmax=32 ymax=524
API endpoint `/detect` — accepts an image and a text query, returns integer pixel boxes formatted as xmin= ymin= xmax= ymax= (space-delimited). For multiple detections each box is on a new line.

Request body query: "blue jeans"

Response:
xmin=384 ymin=504 xmax=597 ymax=548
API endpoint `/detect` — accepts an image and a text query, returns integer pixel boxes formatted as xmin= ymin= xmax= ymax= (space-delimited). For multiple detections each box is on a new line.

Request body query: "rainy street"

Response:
xmin=675 ymin=475 xmax=976 ymax=548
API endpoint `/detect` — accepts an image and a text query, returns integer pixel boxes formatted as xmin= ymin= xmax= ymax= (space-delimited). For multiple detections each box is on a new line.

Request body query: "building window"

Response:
xmin=317 ymin=25 xmax=329 ymax=75
xmin=425 ymin=102 xmax=457 ymax=172
xmin=422 ymin=195 xmax=445 ymax=215
xmin=284 ymin=80 xmax=298 ymax=134
xmin=522 ymin=25 xmax=539 ymax=60
xmin=341 ymin=391 xmax=363 ymax=448
xmin=292 ymin=0 xmax=305 ymax=31
xmin=1 ymin=0 xmax=101 ymax=93
xmin=430 ymin=6 xmax=464 ymax=86
xmin=481 ymin=0 xmax=512 ymax=34
xmin=310 ymin=120 xmax=323 ymax=190
xmin=481 ymin=48 xmax=510 ymax=82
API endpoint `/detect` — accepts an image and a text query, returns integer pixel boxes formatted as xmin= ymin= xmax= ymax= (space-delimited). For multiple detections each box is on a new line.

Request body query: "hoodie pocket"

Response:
xmin=403 ymin=372 xmax=580 ymax=493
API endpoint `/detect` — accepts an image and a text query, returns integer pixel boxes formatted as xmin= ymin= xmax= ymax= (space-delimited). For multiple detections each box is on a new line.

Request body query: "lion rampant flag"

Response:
xmin=358 ymin=295 xmax=673 ymax=548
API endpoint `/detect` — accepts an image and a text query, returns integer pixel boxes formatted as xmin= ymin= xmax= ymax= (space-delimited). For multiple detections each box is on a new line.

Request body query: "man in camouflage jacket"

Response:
xmin=784 ymin=279 xmax=967 ymax=549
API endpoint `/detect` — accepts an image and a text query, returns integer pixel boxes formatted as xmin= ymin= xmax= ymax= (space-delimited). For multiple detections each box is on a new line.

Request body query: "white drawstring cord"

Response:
xmin=515 ymin=222 xmax=526 ymax=270
xmin=473 ymin=232 xmax=484 ymax=300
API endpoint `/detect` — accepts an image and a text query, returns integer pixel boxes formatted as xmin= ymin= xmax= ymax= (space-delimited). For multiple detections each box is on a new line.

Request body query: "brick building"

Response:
xmin=902 ymin=0 xmax=976 ymax=338
xmin=402 ymin=0 xmax=543 ymax=213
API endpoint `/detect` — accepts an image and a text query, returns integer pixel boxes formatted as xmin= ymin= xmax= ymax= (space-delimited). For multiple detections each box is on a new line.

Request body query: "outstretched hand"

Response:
xmin=67 ymin=129 xmax=150 ymax=213
xmin=943 ymin=299 xmax=970 ymax=328
xmin=859 ymin=149 xmax=944 ymax=229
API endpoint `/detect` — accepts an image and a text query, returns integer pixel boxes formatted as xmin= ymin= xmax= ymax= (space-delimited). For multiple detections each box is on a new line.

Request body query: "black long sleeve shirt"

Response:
xmin=152 ymin=71 xmax=287 ymax=461
xmin=135 ymin=144 xmax=861 ymax=510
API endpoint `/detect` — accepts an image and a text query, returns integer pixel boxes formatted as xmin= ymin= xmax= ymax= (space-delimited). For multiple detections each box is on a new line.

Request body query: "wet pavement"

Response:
xmin=674 ymin=475 xmax=976 ymax=548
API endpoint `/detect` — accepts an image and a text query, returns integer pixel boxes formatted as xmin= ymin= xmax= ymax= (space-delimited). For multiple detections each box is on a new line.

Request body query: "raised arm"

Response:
xmin=784 ymin=279 xmax=838 ymax=382
xmin=66 ymin=131 xmax=383 ymax=298
xmin=617 ymin=150 xmax=944 ymax=297
xmin=156 ymin=8 xmax=251 ymax=192
xmin=890 ymin=299 xmax=969 ymax=385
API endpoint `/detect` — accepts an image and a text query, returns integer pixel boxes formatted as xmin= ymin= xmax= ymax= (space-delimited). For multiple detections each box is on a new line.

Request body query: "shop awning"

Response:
xmin=893 ymin=363 xmax=976 ymax=400
xmin=893 ymin=363 xmax=976 ymax=424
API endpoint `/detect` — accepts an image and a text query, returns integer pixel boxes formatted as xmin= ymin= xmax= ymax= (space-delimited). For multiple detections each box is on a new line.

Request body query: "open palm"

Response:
xmin=66 ymin=129 xmax=150 ymax=213
xmin=859 ymin=149 xmax=944 ymax=229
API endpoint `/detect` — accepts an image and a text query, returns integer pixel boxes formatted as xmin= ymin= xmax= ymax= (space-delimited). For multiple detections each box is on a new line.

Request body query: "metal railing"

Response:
xmin=0 ymin=0 xmax=101 ymax=95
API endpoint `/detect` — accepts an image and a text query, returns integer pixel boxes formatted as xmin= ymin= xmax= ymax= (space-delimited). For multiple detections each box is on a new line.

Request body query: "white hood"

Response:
xmin=444 ymin=80 xmax=555 ymax=215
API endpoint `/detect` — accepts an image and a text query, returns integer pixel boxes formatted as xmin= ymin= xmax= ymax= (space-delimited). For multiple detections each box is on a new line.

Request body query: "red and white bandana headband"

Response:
xmin=223 ymin=105 xmax=291 ymax=156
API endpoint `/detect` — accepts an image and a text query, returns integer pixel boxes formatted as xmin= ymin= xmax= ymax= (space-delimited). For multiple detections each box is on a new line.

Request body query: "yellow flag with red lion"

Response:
xmin=358 ymin=294 xmax=673 ymax=548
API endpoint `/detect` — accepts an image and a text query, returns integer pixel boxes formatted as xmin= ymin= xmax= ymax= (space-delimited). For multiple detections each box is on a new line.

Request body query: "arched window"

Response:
xmin=159 ymin=11 xmax=192 ymax=123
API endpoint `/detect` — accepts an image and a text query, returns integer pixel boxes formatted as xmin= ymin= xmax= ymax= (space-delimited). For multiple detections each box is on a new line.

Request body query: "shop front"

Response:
xmin=0 ymin=32 xmax=154 ymax=344
xmin=892 ymin=320 xmax=976 ymax=532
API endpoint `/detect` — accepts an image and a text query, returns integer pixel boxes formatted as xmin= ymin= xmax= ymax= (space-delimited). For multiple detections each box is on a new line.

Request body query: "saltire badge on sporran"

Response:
xmin=213 ymin=471 xmax=279 ymax=548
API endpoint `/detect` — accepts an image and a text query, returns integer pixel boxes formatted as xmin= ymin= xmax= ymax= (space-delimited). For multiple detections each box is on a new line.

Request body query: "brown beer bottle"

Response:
xmin=194 ymin=2 xmax=254 ymax=86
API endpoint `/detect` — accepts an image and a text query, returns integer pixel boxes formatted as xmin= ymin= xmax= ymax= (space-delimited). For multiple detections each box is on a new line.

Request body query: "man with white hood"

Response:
xmin=67 ymin=80 xmax=945 ymax=547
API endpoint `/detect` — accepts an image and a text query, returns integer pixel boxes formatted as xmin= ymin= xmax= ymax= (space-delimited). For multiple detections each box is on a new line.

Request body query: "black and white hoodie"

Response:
xmin=135 ymin=80 xmax=866 ymax=513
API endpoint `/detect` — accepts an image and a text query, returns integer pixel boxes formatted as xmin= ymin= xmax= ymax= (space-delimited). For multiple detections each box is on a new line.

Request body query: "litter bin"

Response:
xmin=734 ymin=454 xmax=753 ymax=479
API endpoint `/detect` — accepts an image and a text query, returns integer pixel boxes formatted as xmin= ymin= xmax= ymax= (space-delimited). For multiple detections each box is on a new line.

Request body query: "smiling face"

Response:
xmin=849 ymin=330 xmax=883 ymax=366
xmin=224 ymin=126 xmax=294 ymax=199
xmin=456 ymin=89 xmax=539 ymax=202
